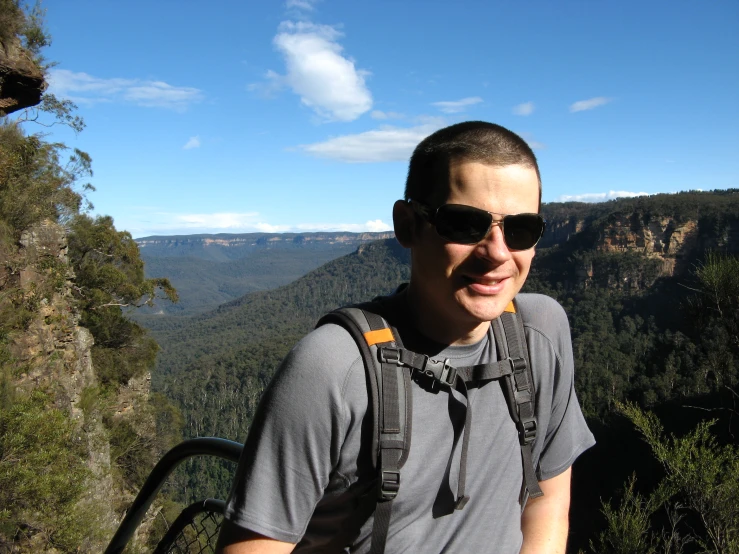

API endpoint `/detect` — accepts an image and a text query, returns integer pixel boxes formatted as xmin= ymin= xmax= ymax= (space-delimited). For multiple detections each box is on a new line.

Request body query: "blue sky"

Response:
xmin=35 ymin=0 xmax=739 ymax=238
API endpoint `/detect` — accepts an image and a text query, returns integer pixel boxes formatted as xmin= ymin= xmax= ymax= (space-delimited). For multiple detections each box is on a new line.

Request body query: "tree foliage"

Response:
xmin=68 ymin=214 xmax=177 ymax=385
xmin=590 ymin=403 xmax=739 ymax=554
xmin=0 ymin=123 xmax=90 ymax=242
xmin=0 ymin=390 xmax=94 ymax=552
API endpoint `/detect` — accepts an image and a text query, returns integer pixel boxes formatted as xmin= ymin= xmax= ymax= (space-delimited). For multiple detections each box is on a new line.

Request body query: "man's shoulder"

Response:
xmin=513 ymin=293 xmax=570 ymax=340
xmin=279 ymin=321 xmax=363 ymax=389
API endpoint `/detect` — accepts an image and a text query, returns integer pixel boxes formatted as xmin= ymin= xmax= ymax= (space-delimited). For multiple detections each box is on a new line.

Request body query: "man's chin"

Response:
xmin=456 ymin=294 xmax=512 ymax=324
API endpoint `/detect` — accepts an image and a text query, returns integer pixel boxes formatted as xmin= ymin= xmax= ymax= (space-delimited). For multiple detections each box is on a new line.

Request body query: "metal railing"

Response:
xmin=153 ymin=499 xmax=226 ymax=554
xmin=105 ymin=437 xmax=243 ymax=554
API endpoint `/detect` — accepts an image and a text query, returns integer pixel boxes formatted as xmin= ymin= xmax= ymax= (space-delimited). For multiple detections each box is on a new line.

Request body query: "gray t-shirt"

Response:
xmin=224 ymin=293 xmax=595 ymax=553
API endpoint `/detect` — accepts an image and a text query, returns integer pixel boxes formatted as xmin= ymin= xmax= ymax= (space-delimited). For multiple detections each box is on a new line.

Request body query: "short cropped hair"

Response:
xmin=404 ymin=121 xmax=541 ymax=209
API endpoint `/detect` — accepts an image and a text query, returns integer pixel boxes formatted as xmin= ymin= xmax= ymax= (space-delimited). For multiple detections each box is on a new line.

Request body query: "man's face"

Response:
xmin=407 ymin=161 xmax=540 ymax=342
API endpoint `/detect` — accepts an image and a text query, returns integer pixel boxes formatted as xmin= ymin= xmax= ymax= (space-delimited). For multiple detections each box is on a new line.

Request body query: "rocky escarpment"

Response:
xmin=136 ymin=231 xmax=395 ymax=258
xmin=0 ymin=33 xmax=45 ymax=115
xmin=538 ymin=196 xmax=739 ymax=291
xmin=595 ymin=214 xmax=700 ymax=276
xmin=4 ymin=221 xmax=158 ymax=552
xmin=10 ymin=221 xmax=95 ymax=414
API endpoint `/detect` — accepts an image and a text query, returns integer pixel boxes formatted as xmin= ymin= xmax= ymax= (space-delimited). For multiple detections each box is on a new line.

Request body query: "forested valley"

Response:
xmin=133 ymin=231 xmax=394 ymax=316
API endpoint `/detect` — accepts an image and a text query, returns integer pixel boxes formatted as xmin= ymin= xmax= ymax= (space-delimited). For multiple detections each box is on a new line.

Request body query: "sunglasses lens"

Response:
xmin=435 ymin=204 xmax=492 ymax=244
xmin=503 ymin=214 xmax=545 ymax=250
xmin=432 ymin=204 xmax=544 ymax=249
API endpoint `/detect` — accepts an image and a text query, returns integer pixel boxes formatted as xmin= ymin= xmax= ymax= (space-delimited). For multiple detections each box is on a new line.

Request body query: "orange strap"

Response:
xmin=504 ymin=301 xmax=516 ymax=313
xmin=364 ymin=328 xmax=395 ymax=346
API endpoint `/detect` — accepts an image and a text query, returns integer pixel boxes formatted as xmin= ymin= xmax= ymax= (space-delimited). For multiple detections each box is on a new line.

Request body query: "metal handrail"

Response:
xmin=104 ymin=437 xmax=243 ymax=554
xmin=152 ymin=498 xmax=226 ymax=554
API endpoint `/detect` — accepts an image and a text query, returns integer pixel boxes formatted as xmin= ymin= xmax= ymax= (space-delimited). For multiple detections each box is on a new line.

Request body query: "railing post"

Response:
xmin=104 ymin=437 xmax=242 ymax=554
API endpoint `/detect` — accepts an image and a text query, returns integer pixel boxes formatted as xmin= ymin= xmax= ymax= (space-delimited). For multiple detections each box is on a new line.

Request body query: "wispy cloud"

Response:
xmin=432 ymin=96 xmax=483 ymax=114
xmin=371 ymin=110 xmax=405 ymax=120
xmin=519 ymin=132 xmax=545 ymax=150
xmin=183 ymin=136 xmax=201 ymax=150
xmin=293 ymin=220 xmax=392 ymax=232
xmin=556 ymin=190 xmax=649 ymax=203
xmin=513 ymin=101 xmax=535 ymax=116
xmin=298 ymin=120 xmax=444 ymax=163
xmin=127 ymin=210 xmax=392 ymax=238
xmin=48 ymin=69 xmax=204 ymax=110
xmin=256 ymin=21 xmax=372 ymax=122
xmin=569 ymin=96 xmax=612 ymax=113
xmin=285 ymin=0 xmax=319 ymax=11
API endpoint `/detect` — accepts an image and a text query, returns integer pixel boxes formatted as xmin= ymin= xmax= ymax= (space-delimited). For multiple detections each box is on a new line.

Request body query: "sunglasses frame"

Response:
xmin=410 ymin=200 xmax=546 ymax=250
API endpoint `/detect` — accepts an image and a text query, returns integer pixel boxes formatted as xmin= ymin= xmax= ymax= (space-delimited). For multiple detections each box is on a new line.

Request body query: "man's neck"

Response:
xmin=403 ymin=284 xmax=491 ymax=346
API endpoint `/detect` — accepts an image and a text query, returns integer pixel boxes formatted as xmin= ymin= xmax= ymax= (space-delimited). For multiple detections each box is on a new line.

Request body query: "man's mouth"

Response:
xmin=463 ymin=275 xmax=509 ymax=294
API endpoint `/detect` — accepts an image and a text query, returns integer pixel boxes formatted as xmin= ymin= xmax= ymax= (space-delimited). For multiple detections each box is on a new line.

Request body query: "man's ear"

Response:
xmin=393 ymin=199 xmax=415 ymax=248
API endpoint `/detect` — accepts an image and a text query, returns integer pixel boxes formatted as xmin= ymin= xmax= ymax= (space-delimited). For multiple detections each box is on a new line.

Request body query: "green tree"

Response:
xmin=593 ymin=403 xmax=739 ymax=554
xmin=68 ymin=214 xmax=177 ymax=385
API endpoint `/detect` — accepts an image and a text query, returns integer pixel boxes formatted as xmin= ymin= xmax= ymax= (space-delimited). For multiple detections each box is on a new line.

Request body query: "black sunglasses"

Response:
xmin=411 ymin=201 xmax=546 ymax=250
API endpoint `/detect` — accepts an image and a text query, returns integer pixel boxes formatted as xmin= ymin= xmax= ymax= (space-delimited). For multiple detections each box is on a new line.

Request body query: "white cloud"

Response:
xmin=262 ymin=21 xmax=372 ymax=122
xmin=183 ymin=136 xmax=201 ymax=150
xmin=569 ymin=97 xmax=612 ymax=113
xmin=556 ymin=190 xmax=650 ymax=202
xmin=371 ymin=110 xmax=405 ymax=120
xmin=431 ymin=96 xmax=483 ymax=114
xmin=517 ymin=132 xmax=545 ymax=150
xmin=294 ymin=220 xmax=392 ymax=232
xmin=174 ymin=212 xmax=261 ymax=228
xmin=299 ymin=121 xmax=443 ymax=163
xmin=286 ymin=0 xmax=319 ymax=10
xmin=126 ymin=211 xmax=392 ymax=237
xmin=513 ymin=102 xmax=535 ymax=116
xmin=48 ymin=69 xmax=204 ymax=110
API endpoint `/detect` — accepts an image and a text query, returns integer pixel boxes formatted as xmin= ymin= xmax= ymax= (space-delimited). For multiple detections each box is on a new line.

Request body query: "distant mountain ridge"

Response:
xmin=134 ymin=231 xmax=396 ymax=315
xmin=136 ymin=231 xmax=395 ymax=261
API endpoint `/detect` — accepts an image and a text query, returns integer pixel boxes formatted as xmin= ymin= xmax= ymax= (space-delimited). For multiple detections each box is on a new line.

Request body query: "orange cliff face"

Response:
xmin=595 ymin=216 xmax=699 ymax=277
xmin=533 ymin=207 xmax=738 ymax=293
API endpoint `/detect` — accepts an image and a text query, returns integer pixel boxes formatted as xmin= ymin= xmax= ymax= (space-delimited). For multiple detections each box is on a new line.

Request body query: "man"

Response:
xmin=217 ymin=121 xmax=595 ymax=553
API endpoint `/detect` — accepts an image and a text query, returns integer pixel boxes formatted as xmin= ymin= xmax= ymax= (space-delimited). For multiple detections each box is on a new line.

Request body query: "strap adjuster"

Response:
xmin=508 ymin=357 xmax=527 ymax=374
xmin=378 ymin=470 xmax=400 ymax=500
xmin=378 ymin=347 xmax=401 ymax=365
xmin=522 ymin=419 xmax=537 ymax=444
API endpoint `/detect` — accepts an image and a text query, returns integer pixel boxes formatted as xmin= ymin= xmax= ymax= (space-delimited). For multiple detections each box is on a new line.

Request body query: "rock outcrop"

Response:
xmin=4 ymin=220 xmax=158 ymax=552
xmin=0 ymin=34 xmax=45 ymax=115
xmin=539 ymin=205 xmax=739 ymax=291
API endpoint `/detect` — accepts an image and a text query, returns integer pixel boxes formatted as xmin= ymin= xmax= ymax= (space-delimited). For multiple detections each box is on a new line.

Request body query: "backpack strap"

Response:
xmin=317 ymin=304 xmax=412 ymax=554
xmin=316 ymin=297 xmax=542 ymax=552
xmin=491 ymin=302 xmax=543 ymax=505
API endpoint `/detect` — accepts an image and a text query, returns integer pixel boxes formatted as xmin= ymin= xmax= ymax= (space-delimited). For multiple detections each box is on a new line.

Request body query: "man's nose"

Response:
xmin=474 ymin=222 xmax=512 ymax=262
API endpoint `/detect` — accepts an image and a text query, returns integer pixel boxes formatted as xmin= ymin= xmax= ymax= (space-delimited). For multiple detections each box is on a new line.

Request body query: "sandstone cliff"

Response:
xmin=3 ymin=220 xmax=159 ymax=552
xmin=538 ymin=195 xmax=739 ymax=291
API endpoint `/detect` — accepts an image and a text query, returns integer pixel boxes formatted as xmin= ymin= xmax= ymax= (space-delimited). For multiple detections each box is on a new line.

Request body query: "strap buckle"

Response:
xmin=508 ymin=357 xmax=527 ymax=374
xmin=423 ymin=357 xmax=456 ymax=386
xmin=378 ymin=347 xmax=401 ymax=365
xmin=522 ymin=419 xmax=537 ymax=444
xmin=378 ymin=470 xmax=400 ymax=500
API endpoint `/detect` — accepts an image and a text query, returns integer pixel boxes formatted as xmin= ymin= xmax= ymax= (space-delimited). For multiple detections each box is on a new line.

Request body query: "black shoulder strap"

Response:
xmin=317 ymin=304 xmax=412 ymax=554
xmin=491 ymin=303 xmax=543 ymax=505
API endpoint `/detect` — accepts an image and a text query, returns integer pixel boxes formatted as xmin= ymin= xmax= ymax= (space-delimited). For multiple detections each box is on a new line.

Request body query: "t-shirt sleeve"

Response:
xmin=222 ymin=323 xmax=362 ymax=543
xmin=519 ymin=295 xmax=596 ymax=481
